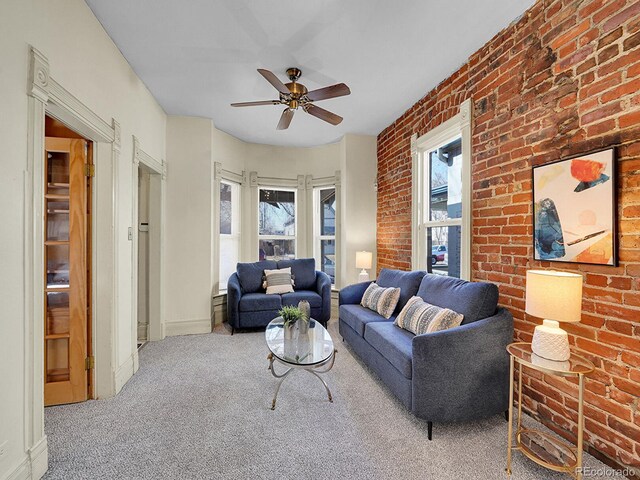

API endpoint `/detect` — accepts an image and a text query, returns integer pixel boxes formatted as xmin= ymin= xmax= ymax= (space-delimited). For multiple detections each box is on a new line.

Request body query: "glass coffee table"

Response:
xmin=265 ymin=317 xmax=337 ymax=410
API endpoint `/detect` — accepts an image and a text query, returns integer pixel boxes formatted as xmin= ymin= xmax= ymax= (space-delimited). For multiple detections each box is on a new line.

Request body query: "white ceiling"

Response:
xmin=85 ymin=0 xmax=535 ymax=147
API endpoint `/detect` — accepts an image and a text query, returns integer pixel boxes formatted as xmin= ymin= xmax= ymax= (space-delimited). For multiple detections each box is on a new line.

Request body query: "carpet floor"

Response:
xmin=44 ymin=320 xmax=626 ymax=480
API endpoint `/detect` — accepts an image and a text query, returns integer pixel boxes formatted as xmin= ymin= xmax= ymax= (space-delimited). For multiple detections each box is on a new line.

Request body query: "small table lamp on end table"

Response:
xmin=356 ymin=251 xmax=373 ymax=282
xmin=525 ymin=270 xmax=583 ymax=362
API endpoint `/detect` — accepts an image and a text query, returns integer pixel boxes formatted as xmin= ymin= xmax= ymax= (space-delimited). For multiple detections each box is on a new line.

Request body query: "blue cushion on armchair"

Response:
xmin=277 ymin=258 xmax=316 ymax=290
xmin=236 ymin=261 xmax=277 ymax=293
xmin=416 ymin=274 xmax=498 ymax=324
xmin=377 ymin=269 xmax=426 ymax=313
xmin=281 ymin=291 xmax=322 ymax=308
xmin=239 ymin=292 xmax=282 ymax=312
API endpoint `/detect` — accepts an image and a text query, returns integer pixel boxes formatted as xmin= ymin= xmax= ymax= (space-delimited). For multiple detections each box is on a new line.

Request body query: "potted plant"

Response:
xmin=279 ymin=305 xmax=303 ymax=340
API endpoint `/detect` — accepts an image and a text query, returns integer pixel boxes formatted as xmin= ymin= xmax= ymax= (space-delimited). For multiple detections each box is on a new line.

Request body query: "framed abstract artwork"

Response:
xmin=532 ymin=147 xmax=617 ymax=266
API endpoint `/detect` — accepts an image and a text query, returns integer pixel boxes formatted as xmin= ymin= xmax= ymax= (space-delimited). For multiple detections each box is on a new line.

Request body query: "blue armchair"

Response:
xmin=227 ymin=258 xmax=331 ymax=334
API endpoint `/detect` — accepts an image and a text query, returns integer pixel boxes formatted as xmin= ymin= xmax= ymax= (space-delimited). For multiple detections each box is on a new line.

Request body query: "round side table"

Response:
xmin=506 ymin=342 xmax=595 ymax=479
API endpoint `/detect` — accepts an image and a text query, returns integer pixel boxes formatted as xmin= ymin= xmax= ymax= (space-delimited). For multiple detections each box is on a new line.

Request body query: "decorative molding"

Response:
xmin=165 ymin=318 xmax=212 ymax=337
xmin=410 ymin=133 xmax=418 ymax=158
xmin=335 ymin=170 xmax=341 ymax=187
xmin=112 ymin=119 xmax=121 ymax=151
xmin=5 ymin=456 xmax=30 ymax=480
xmin=459 ymin=97 xmax=473 ymax=127
xmin=221 ymin=168 xmax=244 ymax=185
xmin=28 ymin=46 xmax=49 ymax=103
xmin=28 ymin=435 xmax=48 ymax=480
xmin=249 ymin=171 xmax=258 ymax=187
xmin=305 ymin=174 xmax=313 ymax=190
xmin=213 ymin=161 xmax=222 ymax=178
xmin=297 ymin=174 xmax=306 ymax=190
xmin=311 ymin=175 xmax=337 ymax=188
xmin=114 ymin=353 xmax=137 ymax=394
xmin=47 ymin=78 xmax=114 ymax=143
xmin=133 ymin=135 xmax=163 ymax=174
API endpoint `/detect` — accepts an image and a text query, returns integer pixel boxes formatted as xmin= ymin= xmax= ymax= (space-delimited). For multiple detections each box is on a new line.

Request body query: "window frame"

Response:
xmin=218 ymin=179 xmax=242 ymax=292
xmin=313 ymin=186 xmax=337 ymax=285
xmin=257 ymin=186 xmax=298 ymax=260
xmin=412 ymin=99 xmax=472 ymax=280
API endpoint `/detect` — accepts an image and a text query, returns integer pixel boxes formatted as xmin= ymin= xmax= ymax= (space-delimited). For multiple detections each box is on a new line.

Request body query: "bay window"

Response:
xmin=258 ymin=188 xmax=296 ymax=261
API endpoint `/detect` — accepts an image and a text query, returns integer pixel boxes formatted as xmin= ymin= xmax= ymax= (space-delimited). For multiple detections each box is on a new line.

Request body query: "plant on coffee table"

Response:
xmin=279 ymin=305 xmax=303 ymax=327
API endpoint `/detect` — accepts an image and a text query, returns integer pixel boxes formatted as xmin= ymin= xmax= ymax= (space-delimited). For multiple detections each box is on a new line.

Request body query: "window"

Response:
xmin=314 ymin=187 xmax=336 ymax=284
xmin=413 ymin=100 xmax=471 ymax=280
xmin=219 ymin=181 xmax=241 ymax=291
xmin=259 ymin=188 xmax=296 ymax=261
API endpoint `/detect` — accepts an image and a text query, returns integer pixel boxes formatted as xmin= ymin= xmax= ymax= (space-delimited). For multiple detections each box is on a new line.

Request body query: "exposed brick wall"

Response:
xmin=377 ymin=0 xmax=640 ymax=472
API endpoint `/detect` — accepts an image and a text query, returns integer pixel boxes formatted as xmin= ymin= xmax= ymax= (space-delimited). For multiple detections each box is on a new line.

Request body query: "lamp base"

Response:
xmin=531 ymin=319 xmax=570 ymax=361
xmin=358 ymin=269 xmax=370 ymax=283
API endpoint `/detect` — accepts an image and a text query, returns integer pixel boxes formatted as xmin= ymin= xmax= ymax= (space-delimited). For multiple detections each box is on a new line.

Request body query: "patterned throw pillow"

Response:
xmin=395 ymin=296 xmax=464 ymax=335
xmin=263 ymin=268 xmax=295 ymax=295
xmin=361 ymin=283 xmax=401 ymax=319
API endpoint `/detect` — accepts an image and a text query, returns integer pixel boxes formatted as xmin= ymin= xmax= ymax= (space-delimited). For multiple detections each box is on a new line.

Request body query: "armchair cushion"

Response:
xmin=237 ymin=261 xmax=277 ymax=293
xmin=417 ymin=274 xmax=499 ymax=324
xmin=339 ymin=304 xmax=392 ymax=337
xmin=239 ymin=293 xmax=282 ymax=312
xmin=281 ymin=291 xmax=323 ymax=308
xmin=377 ymin=269 xmax=426 ymax=313
xmin=364 ymin=322 xmax=414 ymax=379
xmin=277 ymin=258 xmax=317 ymax=290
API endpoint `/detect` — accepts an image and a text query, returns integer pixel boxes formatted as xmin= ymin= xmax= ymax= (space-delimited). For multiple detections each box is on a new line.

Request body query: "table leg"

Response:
xmin=517 ymin=361 xmax=523 ymax=433
xmin=271 ymin=368 xmax=293 ymax=410
xmin=308 ymin=370 xmax=333 ymax=403
xmin=506 ymin=356 xmax=515 ymax=476
xmin=577 ymin=373 xmax=584 ymax=480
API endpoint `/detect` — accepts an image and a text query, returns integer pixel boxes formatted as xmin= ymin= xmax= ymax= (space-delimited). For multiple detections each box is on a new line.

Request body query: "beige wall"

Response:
xmin=0 ymin=0 xmax=166 ymax=478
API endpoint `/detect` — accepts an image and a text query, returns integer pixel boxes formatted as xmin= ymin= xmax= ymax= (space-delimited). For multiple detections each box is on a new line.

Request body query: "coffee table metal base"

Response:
xmin=267 ymin=349 xmax=337 ymax=410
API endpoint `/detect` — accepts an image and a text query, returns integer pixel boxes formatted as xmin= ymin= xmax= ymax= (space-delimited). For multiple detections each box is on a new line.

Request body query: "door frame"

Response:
xmin=132 ymin=136 xmax=166 ymax=344
xmin=25 ymin=46 xmax=120 ymax=477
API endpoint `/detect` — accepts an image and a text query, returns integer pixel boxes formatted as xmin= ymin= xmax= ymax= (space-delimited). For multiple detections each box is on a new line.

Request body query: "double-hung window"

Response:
xmin=219 ymin=180 xmax=241 ymax=291
xmin=258 ymin=188 xmax=296 ymax=261
xmin=314 ymin=187 xmax=336 ymax=284
xmin=413 ymin=100 xmax=471 ymax=279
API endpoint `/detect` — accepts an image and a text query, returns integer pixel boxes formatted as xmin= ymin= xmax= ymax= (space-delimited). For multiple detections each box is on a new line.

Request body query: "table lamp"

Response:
xmin=525 ymin=270 xmax=583 ymax=361
xmin=356 ymin=251 xmax=373 ymax=282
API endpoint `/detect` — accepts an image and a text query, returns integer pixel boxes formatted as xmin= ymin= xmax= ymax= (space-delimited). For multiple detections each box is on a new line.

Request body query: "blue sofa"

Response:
xmin=227 ymin=258 xmax=331 ymax=333
xmin=339 ymin=269 xmax=513 ymax=439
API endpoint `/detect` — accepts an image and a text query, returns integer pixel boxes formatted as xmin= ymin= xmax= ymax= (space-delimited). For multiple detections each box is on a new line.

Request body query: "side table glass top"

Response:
xmin=507 ymin=342 xmax=595 ymax=376
xmin=265 ymin=318 xmax=334 ymax=366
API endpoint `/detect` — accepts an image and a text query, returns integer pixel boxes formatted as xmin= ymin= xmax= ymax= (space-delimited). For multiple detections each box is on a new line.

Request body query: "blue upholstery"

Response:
xmin=227 ymin=259 xmax=331 ymax=330
xmin=377 ymin=269 xmax=426 ymax=313
xmin=364 ymin=322 xmax=414 ymax=379
xmin=417 ymin=274 xmax=499 ymax=324
xmin=282 ymin=291 xmax=322 ymax=308
xmin=339 ymin=304 xmax=392 ymax=337
xmin=239 ymin=293 xmax=282 ymax=312
xmin=277 ymin=258 xmax=316 ymax=290
xmin=338 ymin=271 xmax=513 ymax=430
xmin=236 ymin=261 xmax=277 ymax=293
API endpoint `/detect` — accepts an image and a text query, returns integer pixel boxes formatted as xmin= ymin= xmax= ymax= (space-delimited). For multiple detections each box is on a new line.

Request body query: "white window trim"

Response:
xmin=257 ymin=186 xmax=298 ymax=260
xmin=313 ymin=186 xmax=337 ymax=285
xmin=411 ymin=98 xmax=473 ymax=280
xmin=218 ymin=178 xmax=242 ymax=293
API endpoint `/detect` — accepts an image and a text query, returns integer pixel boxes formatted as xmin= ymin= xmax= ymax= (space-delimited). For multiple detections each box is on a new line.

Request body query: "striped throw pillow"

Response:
xmin=361 ymin=283 xmax=401 ymax=319
xmin=264 ymin=267 xmax=295 ymax=295
xmin=394 ymin=296 xmax=464 ymax=335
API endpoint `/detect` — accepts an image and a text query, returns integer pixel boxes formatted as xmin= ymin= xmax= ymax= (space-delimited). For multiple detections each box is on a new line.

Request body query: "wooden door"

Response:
xmin=44 ymin=137 xmax=90 ymax=406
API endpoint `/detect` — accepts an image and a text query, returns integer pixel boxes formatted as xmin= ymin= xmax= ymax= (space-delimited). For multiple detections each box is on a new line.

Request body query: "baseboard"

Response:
xmin=164 ymin=318 xmax=212 ymax=337
xmin=3 ymin=436 xmax=48 ymax=480
xmin=114 ymin=353 xmax=136 ymax=394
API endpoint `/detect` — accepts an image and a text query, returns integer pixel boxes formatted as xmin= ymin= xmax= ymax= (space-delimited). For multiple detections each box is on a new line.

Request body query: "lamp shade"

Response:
xmin=355 ymin=251 xmax=373 ymax=270
xmin=525 ymin=270 xmax=583 ymax=323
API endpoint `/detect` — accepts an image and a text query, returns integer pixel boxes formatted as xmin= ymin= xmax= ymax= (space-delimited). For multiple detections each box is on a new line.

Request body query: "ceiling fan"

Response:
xmin=231 ymin=68 xmax=350 ymax=130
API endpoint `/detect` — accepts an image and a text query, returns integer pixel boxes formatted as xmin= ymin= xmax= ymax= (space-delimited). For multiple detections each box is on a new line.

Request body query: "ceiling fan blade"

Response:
xmin=306 ymin=83 xmax=351 ymax=102
xmin=276 ymin=109 xmax=294 ymax=130
xmin=305 ymin=104 xmax=343 ymax=126
xmin=231 ymin=100 xmax=280 ymax=107
xmin=257 ymin=69 xmax=290 ymax=95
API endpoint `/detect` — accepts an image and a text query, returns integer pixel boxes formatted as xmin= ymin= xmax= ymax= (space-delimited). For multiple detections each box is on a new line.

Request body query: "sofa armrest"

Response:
xmin=411 ymin=307 xmax=514 ymax=422
xmin=226 ymin=273 xmax=242 ymax=328
xmin=338 ymin=281 xmax=373 ymax=306
xmin=315 ymin=271 xmax=332 ymax=323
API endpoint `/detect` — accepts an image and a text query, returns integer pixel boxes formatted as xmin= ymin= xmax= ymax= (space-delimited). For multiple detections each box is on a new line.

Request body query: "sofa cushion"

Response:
xmin=361 ymin=283 xmax=401 ymax=319
xmin=339 ymin=304 xmax=392 ymax=337
xmin=237 ymin=261 xmax=278 ymax=293
xmin=395 ymin=296 xmax=464 ymax=335
xmin=277 ymin=258 xmax=316 ymax=290
xmin=239 ymin=292 xmax=282 ymax=312
xmin=377 ymin=269 xmax=426 ymax=313
xmin=364 ymin=322 xmax=414 ymax=379
xmin=263 ymin=267 xmax=294 ymax=294
xmin=417 ymin=274 xmax=499 ymax=324
xmin=281 ymin=291 xmax=323 ymax=309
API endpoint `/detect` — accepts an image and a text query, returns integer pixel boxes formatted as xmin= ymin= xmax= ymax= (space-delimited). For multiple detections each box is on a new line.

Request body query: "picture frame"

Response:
xmin=532 ymin=147 xmax=617 ymax=266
